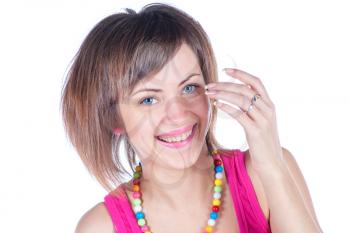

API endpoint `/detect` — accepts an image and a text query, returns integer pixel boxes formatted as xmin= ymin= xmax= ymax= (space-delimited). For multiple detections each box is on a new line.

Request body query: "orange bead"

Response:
xmin=133 ymin=184 xmax=140 ymax=192
xmin=136 ymin=165 xmax=142 ymax=172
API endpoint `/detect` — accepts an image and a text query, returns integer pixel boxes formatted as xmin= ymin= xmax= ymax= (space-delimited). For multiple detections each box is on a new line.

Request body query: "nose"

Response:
xmin=164 ymin=96 xmax=189 ymax=125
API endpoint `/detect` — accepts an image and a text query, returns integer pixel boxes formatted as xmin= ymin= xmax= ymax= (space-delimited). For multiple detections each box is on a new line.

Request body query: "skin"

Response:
xmin=75 ymin=43 xmax=323 ymax=232
xmin=206 ymin=69 xmax=323 ymax=232
xmin=118 ymin=43 xmax=214 ymax=211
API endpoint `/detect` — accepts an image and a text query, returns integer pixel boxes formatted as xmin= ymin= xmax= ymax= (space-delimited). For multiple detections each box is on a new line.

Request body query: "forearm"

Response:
xmin=256 ymin=162 xmax=321 ymax=233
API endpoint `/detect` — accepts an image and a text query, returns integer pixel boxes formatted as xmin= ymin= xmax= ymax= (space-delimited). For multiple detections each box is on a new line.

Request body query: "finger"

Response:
xmin=223 ymin=68 xmax=273 ymax=106
xmin=244 ymin=102 xmax=266 ymax=123
xmin=206 ymin=82 xmax=256 ymax=98
xmin=214 ymin=101 xmax=255 ymax=132
xmin=250 ymin=96 xmax=274 ymax=119
xmin=206 ymin=90 xmax=266 ymax=122
xmin=206 ymin=82 xmax=273 ymax=119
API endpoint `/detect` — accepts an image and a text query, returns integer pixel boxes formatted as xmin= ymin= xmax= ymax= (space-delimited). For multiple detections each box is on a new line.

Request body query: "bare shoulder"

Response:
xmin=243 ymin=147 xmax=322 ymax=230
xmin=277 ymin=147 xmax=323 ymax=230
xmin=75 ymin=202 xmax=115 ymax=233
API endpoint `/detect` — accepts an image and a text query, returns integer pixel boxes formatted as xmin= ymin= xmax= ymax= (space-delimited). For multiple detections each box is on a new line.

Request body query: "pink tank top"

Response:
xmin=104 ymin=149 xmax=271 ymax=233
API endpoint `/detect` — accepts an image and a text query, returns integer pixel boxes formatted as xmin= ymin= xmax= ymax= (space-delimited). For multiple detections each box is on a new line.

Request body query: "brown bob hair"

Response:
xmin=60 ymin=3 xmax=226 ymax=191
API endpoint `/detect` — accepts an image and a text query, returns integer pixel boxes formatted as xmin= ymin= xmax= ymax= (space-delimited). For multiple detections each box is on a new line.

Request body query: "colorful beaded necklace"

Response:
xmin=130 ymin=149 xmax=224 ymax=233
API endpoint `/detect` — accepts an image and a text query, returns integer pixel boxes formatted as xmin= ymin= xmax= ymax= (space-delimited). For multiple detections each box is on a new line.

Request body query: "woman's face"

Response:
xmin=119 ymin=43 xmax=211 ymax=170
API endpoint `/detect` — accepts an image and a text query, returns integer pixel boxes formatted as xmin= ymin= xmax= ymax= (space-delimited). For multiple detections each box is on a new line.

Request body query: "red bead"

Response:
xmin=212 ymin=205 xmax=220 ymax=212
xmin=133 ymin=179 xmax=140 ymax=185
xmin=214 ymin=159 xmax=222 ymax=166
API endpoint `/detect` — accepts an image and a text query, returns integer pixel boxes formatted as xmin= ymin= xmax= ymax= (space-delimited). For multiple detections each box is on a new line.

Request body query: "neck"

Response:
xmin=140 ymin=147 xmax=216 ymax=210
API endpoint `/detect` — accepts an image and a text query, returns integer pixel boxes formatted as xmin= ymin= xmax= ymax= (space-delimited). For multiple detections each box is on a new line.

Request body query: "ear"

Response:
xmin=113 ymin=128 xmax=124 ymax=135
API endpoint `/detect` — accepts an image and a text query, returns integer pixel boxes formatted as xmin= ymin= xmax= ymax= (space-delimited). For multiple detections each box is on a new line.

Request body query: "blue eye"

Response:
xmin=183 ymin=84 xmax=198 ymax=94
xmin=140 ymin=97 xmax=157 ymax=105
xmin=139 ymin=84 xmax=200 ymax=106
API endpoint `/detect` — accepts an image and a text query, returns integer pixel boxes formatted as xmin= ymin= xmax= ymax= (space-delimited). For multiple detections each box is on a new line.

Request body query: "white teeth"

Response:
xmin=158 ymin=127 xmax=193 ymax=143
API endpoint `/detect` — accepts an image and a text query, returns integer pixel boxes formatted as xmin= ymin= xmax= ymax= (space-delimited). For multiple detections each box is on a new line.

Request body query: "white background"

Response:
xmin=0 ymin=0 xmax=349 ymax=232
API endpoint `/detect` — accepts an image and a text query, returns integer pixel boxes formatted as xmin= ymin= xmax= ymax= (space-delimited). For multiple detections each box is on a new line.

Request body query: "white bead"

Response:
xmin=213 ymin=192 xmax=221 ymax=199
xmin=133 ymin=205 xmax=142 ymax=212
xmin=215 ymin=172 xmax=223 ymax=179
xmin=208 ymin=219 xmax=216 ymax=226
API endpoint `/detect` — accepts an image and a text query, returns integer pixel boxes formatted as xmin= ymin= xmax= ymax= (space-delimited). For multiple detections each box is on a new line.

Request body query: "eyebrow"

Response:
xmin=131 ymin=73 xmax=201 ymax=96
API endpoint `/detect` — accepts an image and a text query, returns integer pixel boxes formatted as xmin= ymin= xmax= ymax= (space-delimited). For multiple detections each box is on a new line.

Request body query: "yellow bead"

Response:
xmin=213 ymin=199 xmax=221 ymax=206
xmin=212 ymin=149 xmax=218 ymax=154
xmin=205 ymin=225 xmax=213 ymax=232
xmin=214 ymin=179 xmax=222 ymax=186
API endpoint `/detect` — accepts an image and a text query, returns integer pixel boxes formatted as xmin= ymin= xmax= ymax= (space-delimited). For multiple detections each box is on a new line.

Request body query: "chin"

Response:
xmin=160 ymin=146 xmax=203 ymax=171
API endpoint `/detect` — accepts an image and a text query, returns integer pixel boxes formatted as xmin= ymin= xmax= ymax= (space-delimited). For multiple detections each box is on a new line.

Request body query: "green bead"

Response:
xmin=133 ymin=172 xmax=141 ymax=179
xmin=214 ymin=185 xmax=222 ymax=193
xmin=138 ymin=218 xmax=146 ymax=226
xmin=133 ymin=198 xmax=141 ymax=206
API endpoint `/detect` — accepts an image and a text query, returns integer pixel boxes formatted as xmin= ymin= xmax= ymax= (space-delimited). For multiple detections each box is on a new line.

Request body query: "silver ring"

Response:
xmin=245 ymin=93 xmax=261 ymax=113
xmin=246 ymin=103 xmax=254 ymax=113
xmin=251 ymin=93 xmax=261 ymax=104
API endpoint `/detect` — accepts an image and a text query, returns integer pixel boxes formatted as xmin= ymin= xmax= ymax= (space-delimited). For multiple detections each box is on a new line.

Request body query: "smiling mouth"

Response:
xmin=156 ymin=123 xmax=196 ymax=143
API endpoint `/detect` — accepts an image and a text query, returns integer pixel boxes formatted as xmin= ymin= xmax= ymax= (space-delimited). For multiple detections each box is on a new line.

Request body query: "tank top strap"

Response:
xmin=219 ymin=149 xmax=271 ymax=233
xmin=104 ymin=185 xmax=142 ymax=233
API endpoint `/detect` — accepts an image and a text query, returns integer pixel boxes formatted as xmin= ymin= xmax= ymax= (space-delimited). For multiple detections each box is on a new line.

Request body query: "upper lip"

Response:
xmin=156 ymin=123 xmax=195 ymax=138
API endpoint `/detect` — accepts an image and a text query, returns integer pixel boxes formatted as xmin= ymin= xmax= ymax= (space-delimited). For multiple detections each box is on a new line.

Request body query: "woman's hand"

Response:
xmin=205 ymin=68 xmax=285 ymax=173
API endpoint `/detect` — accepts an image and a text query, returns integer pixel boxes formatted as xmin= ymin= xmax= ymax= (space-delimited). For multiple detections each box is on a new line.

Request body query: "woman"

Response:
xmin=61 ymin=3 xmax=323 ymax=233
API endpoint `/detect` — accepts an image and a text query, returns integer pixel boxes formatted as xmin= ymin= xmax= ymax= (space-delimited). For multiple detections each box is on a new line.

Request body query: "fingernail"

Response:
xmin=222 ymin=68 xmax=235 ymax=73
xmin=205 ymin=90 xmax=216 ymax=95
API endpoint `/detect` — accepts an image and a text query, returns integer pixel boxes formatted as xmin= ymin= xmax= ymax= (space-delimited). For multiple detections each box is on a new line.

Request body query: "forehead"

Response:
xmin=139 ymin=43 xmax=201 ymax=85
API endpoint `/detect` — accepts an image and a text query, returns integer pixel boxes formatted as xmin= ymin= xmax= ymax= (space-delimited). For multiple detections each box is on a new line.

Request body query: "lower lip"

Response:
xmin=156 ymin=124 xmax=197 ymax=149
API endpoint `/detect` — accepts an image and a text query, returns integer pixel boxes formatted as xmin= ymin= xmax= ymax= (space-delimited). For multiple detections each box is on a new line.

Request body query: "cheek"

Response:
xmin=186 ymin=95 xmax=211 ymax=138
xmin=187 ymin=94 xmax=211 ymax=119
xmin=119 ymin=105 xmax=153 ymax=137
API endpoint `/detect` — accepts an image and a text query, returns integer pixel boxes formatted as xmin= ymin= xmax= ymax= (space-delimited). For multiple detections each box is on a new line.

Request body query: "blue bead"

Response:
xmin=210 ymin=211 xmax=218 ymax=220
xmin=135 ymin=211 xmax=144 ymax=219
xmin=215 ymin=165 xmax=223 ymax=173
